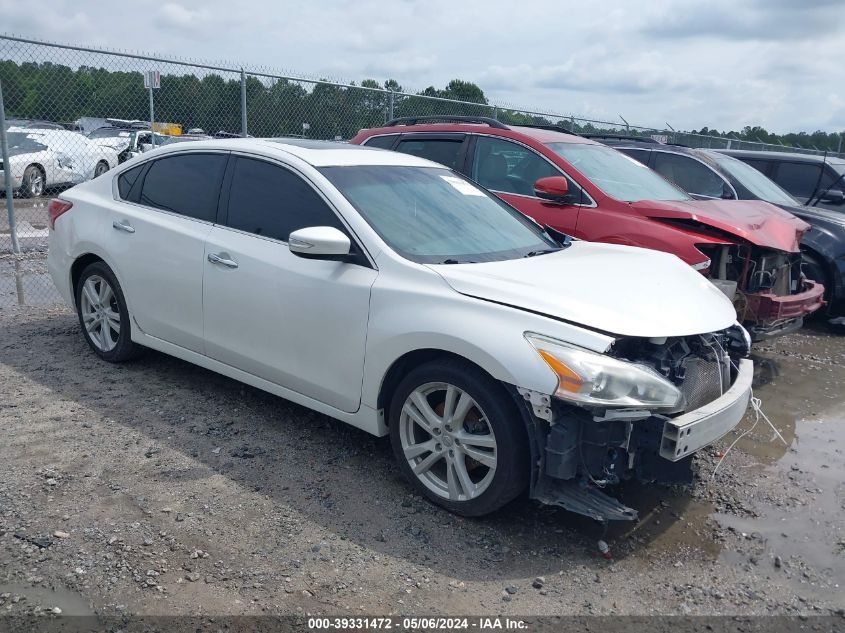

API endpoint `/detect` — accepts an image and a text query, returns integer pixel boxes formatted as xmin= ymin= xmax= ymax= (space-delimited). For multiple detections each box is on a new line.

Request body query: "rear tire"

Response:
xmin=388 ymin=358 xmax=529 ymax=517
xmin=75 ymin=261 xmax=141 ymax=362
xmin=94 ymin=161 xmax=110 ymax=178
xmin=20 ymin=165 xmax=45 ymax=198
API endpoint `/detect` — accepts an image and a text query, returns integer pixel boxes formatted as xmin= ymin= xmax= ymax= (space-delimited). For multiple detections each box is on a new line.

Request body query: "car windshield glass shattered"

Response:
xmin=711 ymin=153 xmax=798 ymax=205
xmin=5 ymin=132 xmax=46 ymax=150
xmin=546 ymin=142 xmax=691 ymax=202
xmin=320 ymin=165 xmax=559 ymax=264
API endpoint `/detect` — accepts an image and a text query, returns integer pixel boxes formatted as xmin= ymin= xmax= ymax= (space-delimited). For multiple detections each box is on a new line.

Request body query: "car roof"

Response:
xmin=359 ymin=120 xmax=597 ymax=145
xmin=718 ymin=149 xmax=845 ymax=165
xmin=136 ymin=137 xmax=445 ymax=168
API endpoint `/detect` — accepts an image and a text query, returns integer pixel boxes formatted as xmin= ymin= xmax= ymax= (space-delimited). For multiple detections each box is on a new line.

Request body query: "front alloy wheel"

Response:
xmin=399 ymin=382 xmax=498 ymax=502
xmin=389 ymin=359 xmax=528 ymax=516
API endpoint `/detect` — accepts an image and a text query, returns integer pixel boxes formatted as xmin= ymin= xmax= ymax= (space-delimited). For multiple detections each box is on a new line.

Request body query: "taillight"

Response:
xmin=48 ymin=199 xmax=73 ymax=230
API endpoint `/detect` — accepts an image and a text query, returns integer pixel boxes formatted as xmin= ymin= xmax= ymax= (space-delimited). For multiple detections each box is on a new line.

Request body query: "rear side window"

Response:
xmin=362 ymin=135 xmax=398 ymax=149
xmin=138 ymin=154 xmax=227 ymax=221
xmin=117 ymin=165 xmax=143 ymax=200
xmin=224 ymin=157 xmax=344 ymax=241
xmin=652 ymin=152 xmax=728 ymax=198
xmin=772 ymin=162 xmax=834 ymax=200
xmin=394 ymin=138 xmax=464 ymax=169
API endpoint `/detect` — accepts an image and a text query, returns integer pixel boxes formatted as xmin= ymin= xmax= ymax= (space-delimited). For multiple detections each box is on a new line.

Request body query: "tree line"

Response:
xmin=1 ymin=60 xmax=842 ymax=152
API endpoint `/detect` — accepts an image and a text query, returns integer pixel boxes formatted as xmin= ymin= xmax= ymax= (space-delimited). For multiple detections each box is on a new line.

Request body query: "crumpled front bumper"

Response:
xmin=744 ymin=279 xmax=825 ymax=323
xmin=660 ymin=358 xmax=753 ymax=461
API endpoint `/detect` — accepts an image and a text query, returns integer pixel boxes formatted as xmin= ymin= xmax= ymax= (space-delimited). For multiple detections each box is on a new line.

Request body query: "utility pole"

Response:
xmin=0 ymin=77 xmax=20 ymax=254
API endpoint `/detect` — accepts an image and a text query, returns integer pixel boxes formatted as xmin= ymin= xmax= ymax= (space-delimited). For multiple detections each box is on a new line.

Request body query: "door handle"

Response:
xmin=207 ymin=252 xmax=239 ymax=269
xmin=112 ymin=220 xmax=135 ymax=233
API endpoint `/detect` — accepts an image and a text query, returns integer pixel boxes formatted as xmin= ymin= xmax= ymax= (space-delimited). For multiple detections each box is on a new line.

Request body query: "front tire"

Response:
xmin=20 ymin=165 xmax=45 ymax=198
xmin=75 ymin=262 xmax=140 ymax=362
xmin=388 ymin=359 xmax=529 ymax=517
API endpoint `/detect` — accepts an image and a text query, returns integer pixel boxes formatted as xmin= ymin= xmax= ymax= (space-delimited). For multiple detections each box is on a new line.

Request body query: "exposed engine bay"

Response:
xmin=698 ymin=243 xmax=822 ymax=339
xmin=518 ymin=325 xmax=751 ymax=523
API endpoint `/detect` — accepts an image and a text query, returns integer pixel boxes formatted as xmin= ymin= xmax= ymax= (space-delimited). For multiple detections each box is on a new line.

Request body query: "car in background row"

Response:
xmin=588 ymin=137 xmax=845 ymax=316
xmin=351 ymin=117 xmax=825 ymax=339
xmin=2 ymin=129 xmax=118 ymax=197
xmin=48 ymin=138 xmax=754 ymax=521
xmin=88 ymin=126 xmax=177 ymax=163
xmin=717 ymin=150 xmax=845 ymax=211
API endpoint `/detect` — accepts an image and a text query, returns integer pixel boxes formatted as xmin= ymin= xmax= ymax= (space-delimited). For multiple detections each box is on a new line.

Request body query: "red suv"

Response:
xmin=351 ymin=116 xmax=825 ymax=340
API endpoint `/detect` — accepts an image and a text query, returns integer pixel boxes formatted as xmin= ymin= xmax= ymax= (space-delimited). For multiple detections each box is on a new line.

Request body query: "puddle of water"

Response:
xmin=0 ymin=583 xmax=94 ymax=616
xmin=0 ymin=258 xmax=63 ymax=306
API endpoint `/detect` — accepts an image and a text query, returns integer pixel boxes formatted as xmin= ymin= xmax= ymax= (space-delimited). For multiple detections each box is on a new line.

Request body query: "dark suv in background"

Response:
xmin=718 ymin=150 xmax=845 ymax=211
xmin=590 ymin=136 xmax=845 ymax=316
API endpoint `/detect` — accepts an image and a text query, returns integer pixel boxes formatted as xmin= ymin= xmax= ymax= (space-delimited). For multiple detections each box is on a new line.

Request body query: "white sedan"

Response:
xmin=47 ymin=139 xmax=753 ymax=521
xmin=8 ymin=127 xmax=118 ymax=195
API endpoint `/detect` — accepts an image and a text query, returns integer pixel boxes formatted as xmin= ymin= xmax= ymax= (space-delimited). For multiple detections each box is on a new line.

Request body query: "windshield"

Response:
xmin=320 ymin=165 xmax=558 ymax=264
xmin=5 ymin=132 xmax=46 ymax=151
xmin=89 ymin=128 xmax=136 ymax=139
xmin=710 ymin=153 xmax=798 ymax=205
xmin=546 ymin=142 xmax=691 ymax=202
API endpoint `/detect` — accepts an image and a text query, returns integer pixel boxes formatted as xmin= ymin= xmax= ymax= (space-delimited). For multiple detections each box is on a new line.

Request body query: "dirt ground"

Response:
xmin=1 ymin=254 xmax=844 ymax=621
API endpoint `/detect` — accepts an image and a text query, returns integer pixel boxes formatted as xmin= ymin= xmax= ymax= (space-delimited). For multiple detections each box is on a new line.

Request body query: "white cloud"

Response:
xmin=1 ymin=0 xmax=843 ymax=133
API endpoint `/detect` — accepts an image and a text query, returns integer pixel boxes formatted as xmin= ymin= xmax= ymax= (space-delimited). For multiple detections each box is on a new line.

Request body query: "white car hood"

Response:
xmin=427 ymin=241 xmax=737 ymax=338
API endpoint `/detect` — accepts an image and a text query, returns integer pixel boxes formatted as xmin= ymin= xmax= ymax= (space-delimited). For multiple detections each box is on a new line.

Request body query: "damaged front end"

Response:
xmin=517 ymin=325 xmax=753 ymax=523
xmin=699 ymin=243 xmax=825 ymax=340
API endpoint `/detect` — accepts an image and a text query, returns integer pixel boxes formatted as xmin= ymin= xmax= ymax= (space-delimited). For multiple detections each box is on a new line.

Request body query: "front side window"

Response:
xmin=652 ymin=152 xmax=729 ymax=198
xmin=394 ymin=138 xmax=464 ymax=169
xmin=472 ymin=136 xmax=560 ymax=197
xmin=225 ymin=157 xmax=344 ymax=241
xmin=546 ymin=142 xmax=690 ymax=202
xmin=138 ymin=153 xmax=227 ymax=221
xmin=320 ymin=165 xmax=557 ymax=264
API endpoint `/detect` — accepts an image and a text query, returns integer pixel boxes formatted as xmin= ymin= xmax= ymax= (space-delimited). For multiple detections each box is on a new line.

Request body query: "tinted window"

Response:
xmin=363 ymin=135 xmax=398 ymax=149
xmin=652 ymin=152 xmax=728 ymax=198
xmin=617 ymin=148 xmax=651 ymax=166
xmin=117 ymin=165 xmax=144 ymax=200
xmin=139 ymin=154 xmax=227 ymax=221
xmin=742 ymin=158 xmax=770 ymax=174
xmin=472 ymin=136 xmax=560 ymax=197
xmin=395 ymin=138 xmax=464 ymax=169
xmin=225 ymin=157 xmax=344 ymax=241
xmin=772 ymin=162 xmax=832 ymax=199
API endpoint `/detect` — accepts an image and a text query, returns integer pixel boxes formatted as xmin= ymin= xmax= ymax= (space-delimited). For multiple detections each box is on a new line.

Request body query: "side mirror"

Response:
xmin=534 ymin=176 xmax=571 ymax=204
xmin=820 ymin=189 xmax=845 ymax=205
xmin=139 ymin=143 xmax=154 ymax=152
xmin=288 ymin=226 xmax=351 ymax=260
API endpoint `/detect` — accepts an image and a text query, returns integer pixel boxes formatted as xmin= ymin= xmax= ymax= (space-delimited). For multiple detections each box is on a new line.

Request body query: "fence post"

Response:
xmin=493 ymin=105 xmax=498 ymax=120
xmin=240 ymin=69 xmax=248 ymax=137
xmin=388 ymin=90 xmax=395 ymax=121
xmin=0 ymin=77 xmax=21 ymax=254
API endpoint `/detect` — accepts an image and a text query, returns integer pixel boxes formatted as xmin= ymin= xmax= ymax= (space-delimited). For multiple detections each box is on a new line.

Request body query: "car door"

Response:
xmin=105 ymin=152 xmax=227 ymax=353
xmin=467 ymin=135 xmax=582 ymax=234
xmin=202 ymin=155 xmax=377 ymax=413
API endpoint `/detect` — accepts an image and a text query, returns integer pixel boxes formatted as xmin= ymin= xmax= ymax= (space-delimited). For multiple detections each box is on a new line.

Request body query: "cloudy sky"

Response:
xmin=1 ymin=0 xmax=843 ymax=133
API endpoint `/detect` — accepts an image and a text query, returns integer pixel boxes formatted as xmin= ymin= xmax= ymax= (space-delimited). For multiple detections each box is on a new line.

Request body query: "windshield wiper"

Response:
xmin=523 ymin=249 xmax=559 ymax=258
xmin=439 ymin=259 xmax=476 ymax=264
xmin=543 ymin=225 xmax=573 ymax=248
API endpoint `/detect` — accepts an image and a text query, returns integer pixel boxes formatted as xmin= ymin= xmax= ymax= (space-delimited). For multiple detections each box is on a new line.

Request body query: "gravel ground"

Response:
xmin=1 ymin=295 xmax=844 ymax=620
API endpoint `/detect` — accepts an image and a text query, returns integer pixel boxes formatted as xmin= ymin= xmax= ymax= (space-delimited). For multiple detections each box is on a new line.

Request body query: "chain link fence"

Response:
xmin=1 ymin=33 xmax=841 ymax=306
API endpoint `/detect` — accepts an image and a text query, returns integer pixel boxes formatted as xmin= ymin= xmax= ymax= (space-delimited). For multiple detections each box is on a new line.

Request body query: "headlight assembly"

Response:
xmin=526 ymin=333 xmax=683 ymax=410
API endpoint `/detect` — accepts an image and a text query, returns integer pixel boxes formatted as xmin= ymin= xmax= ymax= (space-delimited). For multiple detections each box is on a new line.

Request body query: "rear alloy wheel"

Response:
xmin=75 ymin=262 xmax=140 ymax=362
xmin=389 ymin=360 xmax=528 ymax=516
xmin=20 ymin=165 xmax=45 ymax=198
xmin=94 ymin=161 xmax=110 ymax=177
